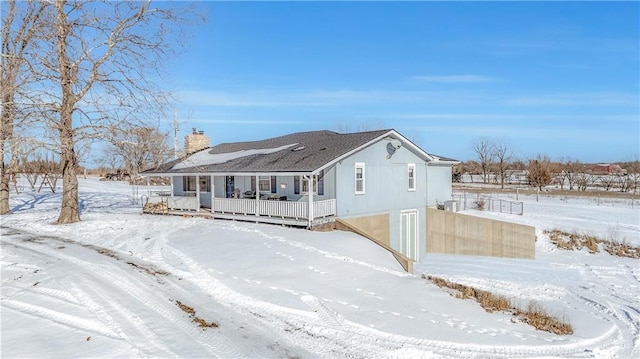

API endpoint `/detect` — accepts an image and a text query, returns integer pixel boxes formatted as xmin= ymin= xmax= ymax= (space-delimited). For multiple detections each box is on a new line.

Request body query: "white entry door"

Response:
xmin=400 ymin=210 xmax=419 ymax=261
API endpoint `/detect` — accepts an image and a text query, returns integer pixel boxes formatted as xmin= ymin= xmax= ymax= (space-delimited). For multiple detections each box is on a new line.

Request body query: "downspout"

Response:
xmin=425 ymin=161 xmax=430 ymax=206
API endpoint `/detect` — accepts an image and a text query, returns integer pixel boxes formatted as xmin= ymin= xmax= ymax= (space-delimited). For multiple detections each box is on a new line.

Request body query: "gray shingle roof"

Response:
xmin=143 ymin=129 xmax=393 ymax=174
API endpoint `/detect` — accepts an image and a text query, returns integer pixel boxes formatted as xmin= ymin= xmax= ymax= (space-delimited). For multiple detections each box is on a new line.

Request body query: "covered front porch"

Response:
xmin=142 ymin=172 xmax=337 ymax=228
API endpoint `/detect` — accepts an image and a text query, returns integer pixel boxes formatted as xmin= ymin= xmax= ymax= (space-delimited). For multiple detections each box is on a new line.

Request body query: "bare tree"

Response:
xmin=527 ymin=155 xmax=552 ymax=190
xmin=575 ymin=172 xmax=594 ymax=191
xmin=30 ymin=1 xmax=200 ymax=223
xmin=0 ymin=0 xmax=45 ymax=214
xmin=107 ymin=125 xmax=172 ymax=176
xmin=471 ymin=138 xmax=494 ymax=184
xmin=491 ymin=141 xmax=513 ymax=189
xmin=598 ymin=175 xmax=616 ymax=191
xmin=620 ymin=160 xmax=640 ymax=194
xmin=563 ymin=159 xmax=584 ymax=191
xmin=335 ymin=121 xmax=386 ymax=133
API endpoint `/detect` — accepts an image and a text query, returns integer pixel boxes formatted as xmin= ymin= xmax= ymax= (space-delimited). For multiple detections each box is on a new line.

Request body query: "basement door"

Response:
xmin=400 ymin=210 xmax=419 ymax=261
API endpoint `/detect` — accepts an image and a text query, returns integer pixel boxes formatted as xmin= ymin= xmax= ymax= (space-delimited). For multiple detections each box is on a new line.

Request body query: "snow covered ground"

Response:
xmin=1 ymin=178 xmax=639 ymax=358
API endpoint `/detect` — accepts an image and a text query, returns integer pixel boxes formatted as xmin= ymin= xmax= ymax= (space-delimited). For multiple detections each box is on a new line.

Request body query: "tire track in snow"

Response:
xmin=2 ymin=225 xmax=629 ymax=358
xmin=0 ymin=228 xmax=243 ymax=358
xmin=2 ymin=299 xmax=121 ymax=338
xmin=160 ymin=240 xmax=622 ymax=358
xmin=575 ymin=264 xmax=640 ymax=356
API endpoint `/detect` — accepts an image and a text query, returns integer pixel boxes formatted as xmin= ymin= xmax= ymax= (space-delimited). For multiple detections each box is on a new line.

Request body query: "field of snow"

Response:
xmin=1 ymin=178 xmax=639 ymax=358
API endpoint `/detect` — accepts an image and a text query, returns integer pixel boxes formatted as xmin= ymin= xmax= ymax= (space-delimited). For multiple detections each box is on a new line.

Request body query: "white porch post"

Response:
xmin=255 ymin=175 xmax=259 ymax=216
xmin=170 ymin=176 xmax=174 ymax=197
xmin=307 ymin=174 xmax=314 ymax=227
xmin=146 ymin=176 xmax=150 ymax=196
xmin=196 ymin=175 xmax=200 ymax=209
xmin=210 ymin=175 xmax=216 ymax=213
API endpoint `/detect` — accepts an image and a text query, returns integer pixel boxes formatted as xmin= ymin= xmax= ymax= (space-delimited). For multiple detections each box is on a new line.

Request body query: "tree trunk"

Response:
xmin=57 ymin=148 xmax=80 ymax=223
xmin=56 ymin=123 xmax=80 ymax=223
xmin=55 ymin=2 xmax=80 ymax=224
xmin=0 ymin=94 xmax=14 ymax=215
xmin=0 ymin=156 xmax=10 ymax=215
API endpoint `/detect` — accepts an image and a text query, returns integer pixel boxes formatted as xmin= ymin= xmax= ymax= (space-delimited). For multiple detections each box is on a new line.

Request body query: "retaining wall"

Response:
xmin=426 ymin=208 xmax=536 ymax=259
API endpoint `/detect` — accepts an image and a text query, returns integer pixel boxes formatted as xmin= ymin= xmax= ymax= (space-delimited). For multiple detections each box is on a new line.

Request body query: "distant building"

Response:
xmin=184 ymin=128 xmax=210 ymax=155
xmin=588 ymin=164 xmax=626 ymax=175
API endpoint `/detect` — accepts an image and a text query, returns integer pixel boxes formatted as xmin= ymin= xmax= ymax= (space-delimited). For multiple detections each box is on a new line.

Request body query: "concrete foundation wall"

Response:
xmin=335 ymin=217 xmax=413 ymax=273
xmin=426 ymin=208 xmax=535 ymax=259
xmin=339 ymin=213 xmax=390 ymax=246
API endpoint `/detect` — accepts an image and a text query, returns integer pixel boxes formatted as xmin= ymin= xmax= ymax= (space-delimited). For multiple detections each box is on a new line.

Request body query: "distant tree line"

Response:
xmin=453 ymin=138 xmax=640 ymax=194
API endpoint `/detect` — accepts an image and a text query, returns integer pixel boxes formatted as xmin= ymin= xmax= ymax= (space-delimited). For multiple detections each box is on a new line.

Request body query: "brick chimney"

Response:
xmin=184 ymin=128 xmax=210 ymax=154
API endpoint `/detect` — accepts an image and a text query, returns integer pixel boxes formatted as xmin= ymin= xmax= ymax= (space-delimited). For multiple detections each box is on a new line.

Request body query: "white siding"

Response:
xmin=335 ymin=140 xmax=428 ymax=217
xmin=426 ymin=164 xmax=453 ymax=206
xmin=334 ymin=140 xmax=430 ymax=256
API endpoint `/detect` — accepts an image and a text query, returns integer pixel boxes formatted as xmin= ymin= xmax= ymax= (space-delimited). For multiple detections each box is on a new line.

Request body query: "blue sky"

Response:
xmin=164 ymin=1 xmax=639 ymax=163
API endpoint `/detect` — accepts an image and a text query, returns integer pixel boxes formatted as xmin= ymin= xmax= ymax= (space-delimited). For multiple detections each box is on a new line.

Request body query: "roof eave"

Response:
xmin=139 ymin=170 xmax=315 ymax=177
xmin=314 ymin=129 xmax=435 ymax=174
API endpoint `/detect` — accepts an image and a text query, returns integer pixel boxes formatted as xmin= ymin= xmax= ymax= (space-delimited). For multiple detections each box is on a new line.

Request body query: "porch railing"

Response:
xmin=146 ymin=195 xmax=199 ymax=212
xmin=213 ymin=198 xmax=336 ymax=219
xmin=314 ymin=198 xmax=337 ymax=218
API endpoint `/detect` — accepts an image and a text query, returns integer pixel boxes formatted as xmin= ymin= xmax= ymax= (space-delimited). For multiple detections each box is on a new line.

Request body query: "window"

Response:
xmin=182 ymin=176 xmax=196 ymax=191
xmin=408 ymin=163 xmax=416 ymax=191
xmin=355 ymin=163 xmax=365 ymax=194
xmin=258 ymin=176 xmax=270 ymax=192
xmin=317 ymin=170 xmax=324 ymax=196
xmin=302 ymin=176 xmax=316 ymax=193
xmin=294 ymin=171 xmax=323 ymax=195
xmin=183 ymin=176 xmax=210 ymax=192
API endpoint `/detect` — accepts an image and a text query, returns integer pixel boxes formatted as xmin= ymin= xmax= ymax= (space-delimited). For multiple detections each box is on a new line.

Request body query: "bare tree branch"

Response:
xmin=26 ymin=0 xmax=203 ymax=223
xmin=1 ymin=0 xmax=46 ymax=215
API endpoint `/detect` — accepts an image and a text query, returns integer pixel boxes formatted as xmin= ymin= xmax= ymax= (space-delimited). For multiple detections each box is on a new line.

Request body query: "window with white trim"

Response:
xmin=258 ymin=176 xmax=271 ymax=192
xmin=408 ymin=163 xmax=416 ymax=191
xmin=183 ymin=176 xmax=196 ymax=191
xmin=355 ymin=163 xmax=365 ymax=194
xmin=302 ymin=176 xmax=317 ymax=194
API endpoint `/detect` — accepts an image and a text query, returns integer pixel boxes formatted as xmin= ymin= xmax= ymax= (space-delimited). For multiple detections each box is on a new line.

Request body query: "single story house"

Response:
xmin=141 ymin=129 xmax=457 ymax=262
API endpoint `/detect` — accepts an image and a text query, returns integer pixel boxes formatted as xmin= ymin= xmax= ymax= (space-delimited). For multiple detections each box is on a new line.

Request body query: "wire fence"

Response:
xmin=452 ymin=194 xmax=524 ymax=215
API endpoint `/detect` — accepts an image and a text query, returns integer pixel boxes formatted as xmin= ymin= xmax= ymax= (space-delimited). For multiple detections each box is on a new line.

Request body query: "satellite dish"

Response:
xmin=386 ymin=140 xmax=402 ymax=159
xmin=386 ymin=142 xmax=397 ymax=156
